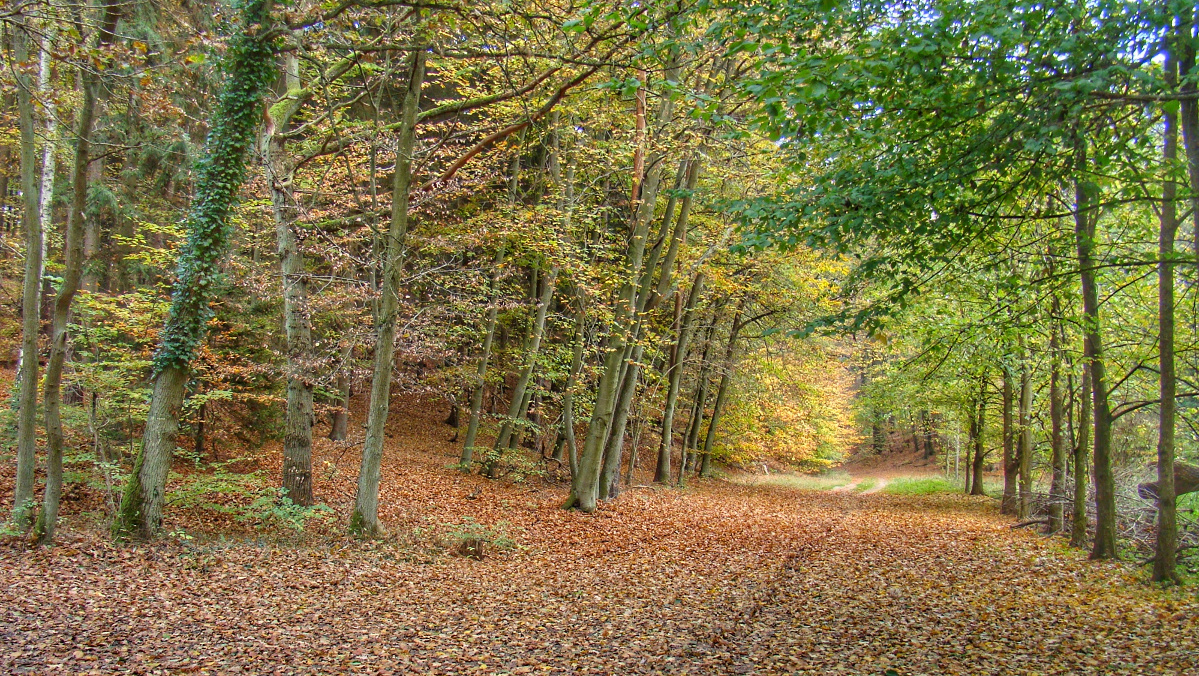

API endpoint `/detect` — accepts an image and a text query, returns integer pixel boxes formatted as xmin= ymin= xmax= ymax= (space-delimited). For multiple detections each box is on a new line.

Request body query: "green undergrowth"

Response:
xmin=883 ymin=476 xmax=958 ymax=495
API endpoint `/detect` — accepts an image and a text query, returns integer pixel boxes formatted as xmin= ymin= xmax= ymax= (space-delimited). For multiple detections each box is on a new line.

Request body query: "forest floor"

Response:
xmin=2 ymin=397 xmax=1199 ymax=674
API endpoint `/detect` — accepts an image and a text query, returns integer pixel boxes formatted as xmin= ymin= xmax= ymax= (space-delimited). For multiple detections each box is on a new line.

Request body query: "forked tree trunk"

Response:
xmin=113 ymin=0 xmax=277 ymax=539
xmin=36 ymin=14 xmax=111 ymax=541
xmin=565 ymin=65 xmax=677 ymax=512
xmin=351 ymin=49 xmax=426 ymax=536
xmin=10 ymin=19 xmax=44 ymax=532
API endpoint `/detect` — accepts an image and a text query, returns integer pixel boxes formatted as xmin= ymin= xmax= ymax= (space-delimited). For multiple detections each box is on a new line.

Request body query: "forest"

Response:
xmin=2 ymin=0 xmax=1199 ymax=673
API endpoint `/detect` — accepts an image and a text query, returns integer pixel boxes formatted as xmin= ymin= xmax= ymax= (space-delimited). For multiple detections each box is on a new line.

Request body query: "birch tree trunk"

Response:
xmin=351 ymin=49 xmax=426 ymax=536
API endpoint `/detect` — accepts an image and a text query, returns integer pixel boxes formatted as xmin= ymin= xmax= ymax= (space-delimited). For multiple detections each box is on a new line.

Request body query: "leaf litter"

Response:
xmin=2 ymin=398 xmax=1197 ymax=674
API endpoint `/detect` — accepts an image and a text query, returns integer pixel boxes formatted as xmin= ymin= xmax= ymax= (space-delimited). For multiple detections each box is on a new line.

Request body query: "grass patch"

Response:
xmin=750 ymin=471 xmax=851 ymax=491
xmin=883 ymin=476 xmax=958 ymax=495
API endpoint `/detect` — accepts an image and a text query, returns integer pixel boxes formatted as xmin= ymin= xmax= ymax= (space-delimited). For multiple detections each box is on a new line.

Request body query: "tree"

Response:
xmin=113 ymin=0 xmax=278 ymax=538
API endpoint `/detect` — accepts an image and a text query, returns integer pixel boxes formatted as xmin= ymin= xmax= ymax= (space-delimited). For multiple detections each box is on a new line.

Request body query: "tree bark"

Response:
xmin=10 ymin=18 xmax=44 ymax=532
xmin=266 ymin=49 xmax=314 ymax=506
xmin=1153 ymin=47 xmax=1180 ymax=583
xmin=599 ymin=344 xmax=642 ymax=499
xmin=698 ymin=304 xmax=746 ymax=477
xmin=1048 ymin=323 xmax=1066 ymax=533
xmin=351 ymin=48 xmax=426 ymax=536
xmin=683 ymin=317 xmax=719 ymax=459
xmin=1070 ymin=369 xmax=1092 ymax=549
xmin=970 ymin=378 xmax=987 ymax=495
xmin=1073 ymin=140 xmax=1117 ymax=559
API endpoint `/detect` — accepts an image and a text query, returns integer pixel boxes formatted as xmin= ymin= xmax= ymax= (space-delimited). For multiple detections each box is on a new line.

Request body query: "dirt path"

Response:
xmin=4 ymin=463 xmax=1198 ymax=675
xmin=860 ymin=477 xmax=887 ymax=494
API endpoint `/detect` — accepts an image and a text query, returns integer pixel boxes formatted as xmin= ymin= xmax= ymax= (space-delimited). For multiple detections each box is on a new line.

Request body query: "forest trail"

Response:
xmin=4 ymin=419 xmax=1198 ymax=675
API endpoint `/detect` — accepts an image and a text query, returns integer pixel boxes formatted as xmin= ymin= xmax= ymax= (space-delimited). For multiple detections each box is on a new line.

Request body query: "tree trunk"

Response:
xmin=10 ymin=19 xmax=44 ymax=532
xmin=1048 ymin=324 xmax=1066 ymax=533
xmin=565 ymin=65 xmax=677 ymax=512
xmin=683 ymin=318 xmax=719 ymax=459
xmin=1001 ymin=366 xmax=1017 ymax=515
xmin=492 ymin=266 xmax=558 ymax=452
xmin=328 ymin=342 xmax=352 ymax=441
xmin=36 ymin=27 xmax=107 ymax=542
xmin=35 ymin=30 xmax=58 ymax=328
xmin=1017 ymin=359 xmax=1032 ymax=520
xmin=351 ymin=49 xmax=426 ymax=536
xmin=461 ymin=248 xmax=506 ymax=463
xmin=970 ymin=379 xmax=987 ymax=495
xmin=1070 ymin=369 xmax=1092 ymax=549
xmin=599 ymin=344 xmax=642 ymax=499
xmin=266 ymin=50 xmax=314 ymax=506
xmin=1074 ymin=141 xmax=1117 ymax=559
xmin=1180 ymin=7 xmax=1198 ymax=274
xmin=661 ymin=274 xmax=703 ymax=484
xmin=921 ymin=410 xmax=935 ymax=460
xmin=561 ymin=303 xmax=585 ymax=478
xmin=698 ymin=305 xmax=746 ymax=477
xmin=112 ymin=0 xmax=277 ymax=539
xmin=1153 ymin=49 xmax=1180 ymax=583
